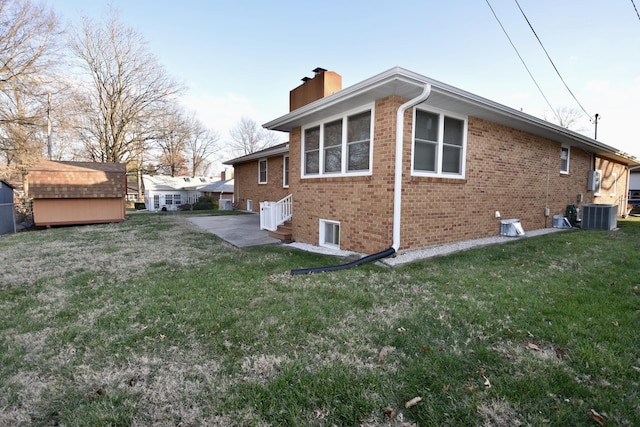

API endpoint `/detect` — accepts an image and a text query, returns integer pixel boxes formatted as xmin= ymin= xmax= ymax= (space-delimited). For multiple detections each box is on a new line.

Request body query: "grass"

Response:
xmin=0 ymin=213 xmax=639 ymax=426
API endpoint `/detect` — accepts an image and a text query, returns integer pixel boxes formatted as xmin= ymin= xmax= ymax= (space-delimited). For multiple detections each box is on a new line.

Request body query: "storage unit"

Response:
xmin=581 ymin=204 xmax=618 ymax=230
xmin=219 ymin=199 xmax=233 ymax=210
xmin=0 ymin=180 xmax=16 ymax=235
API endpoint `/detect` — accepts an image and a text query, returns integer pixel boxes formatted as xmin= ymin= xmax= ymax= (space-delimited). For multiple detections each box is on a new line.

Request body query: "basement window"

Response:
xmin=319 ymin=219 xmax=340 ymax=249
xmin=258 ymin=159 xmax=267 ymax=184
xmin=560 ymin=146 xmax=570 ymax=174
xmin=412 ymin=107 xmax=467 ymax=178
xmin=302 ymin=106 xmax=373 ymax=177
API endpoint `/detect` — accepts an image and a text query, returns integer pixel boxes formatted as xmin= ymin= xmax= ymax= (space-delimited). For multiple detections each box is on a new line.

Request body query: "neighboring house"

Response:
xmin=223 ymin=142 xmax=289 ymax=212
xmin=199 ymin=178 xmax=235 ymax=201
xmin=28 ymin=160 xmax=127 ymax=227
xmin=142 ymin=175 xmax=223 ymax=211
xmin=227 ymin=67 xmax=637 ymax=254
xmin=0 ymin=180 xmax=16 ymax=235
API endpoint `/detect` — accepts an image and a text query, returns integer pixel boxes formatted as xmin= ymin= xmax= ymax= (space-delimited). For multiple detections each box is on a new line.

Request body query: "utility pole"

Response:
xmin=593 ymin=113 xmax=600 ymax=140
xmin=47 ymin=93 xmax=52 ymax=160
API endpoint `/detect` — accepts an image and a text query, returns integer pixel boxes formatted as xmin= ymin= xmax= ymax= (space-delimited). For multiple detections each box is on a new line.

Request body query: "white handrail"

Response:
xmin=260 ymin=194 xmax=292 ymax=231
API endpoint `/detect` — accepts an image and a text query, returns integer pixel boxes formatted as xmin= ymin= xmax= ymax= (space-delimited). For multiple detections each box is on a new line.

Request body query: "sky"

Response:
xmin=46 ymin=0 xmax=640 ymax=173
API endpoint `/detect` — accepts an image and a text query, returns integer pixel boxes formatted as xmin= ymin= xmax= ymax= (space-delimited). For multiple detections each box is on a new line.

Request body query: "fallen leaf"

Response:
xmin=587 ymin=409 xmax=606 ymax=426
xmin=405 ymin=396 xmax=422 ymax=408
xmin=608 ymin=282 xmax=616 ymax=287
xmin=95 ymin=388 xmax=104 ymax=395
xmin=128 ymin=377 xmax=136 ymax=387
xmin=526 ymin=342 xmax=541 ymax=351
xmin=420 ymin=346 xmax=431 ymax=353
xmin=465 ymin=385 xmax=477 ymax=392
xmin=555 ymin=347 xmax=567 ymax=360
xmin=384 ymin=406 xmax=397 ymax=420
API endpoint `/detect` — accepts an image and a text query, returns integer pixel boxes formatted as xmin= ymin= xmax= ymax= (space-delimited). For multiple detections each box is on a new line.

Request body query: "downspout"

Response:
xmin=392 ymin=83 xmax=432 ymax=251
xmin=290 ymin=82 xmax=432 ymax=275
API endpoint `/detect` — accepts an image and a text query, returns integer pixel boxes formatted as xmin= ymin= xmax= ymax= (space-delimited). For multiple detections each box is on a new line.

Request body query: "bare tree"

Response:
xmin=68 ymin=9 xmax=183 ymax=163
xmin=153 ymin=106 xmax=189 ymax=177
xmin=229 ymin=116 xmax=280 ymax=156
xmin=0 ymin=0 xmax=61 ymax=183
xmin=544 ymin=107 xmax=586 ymax=132
xmin=184 ymin=113 xmax=219 ymax=177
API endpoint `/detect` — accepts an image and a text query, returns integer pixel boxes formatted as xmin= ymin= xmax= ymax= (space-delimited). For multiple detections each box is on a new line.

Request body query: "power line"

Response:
xmin=632 ymin=0 xmax=640 ymax=21
xmin=484 ymin=0 xmax=560 ymax=123
xmin=514 ymin=0 xmax=593 ymax=120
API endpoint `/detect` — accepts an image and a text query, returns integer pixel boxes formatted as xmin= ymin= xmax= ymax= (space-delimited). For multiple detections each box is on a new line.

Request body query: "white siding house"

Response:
xmin=143 ymin=175 xmax=219 ymax=211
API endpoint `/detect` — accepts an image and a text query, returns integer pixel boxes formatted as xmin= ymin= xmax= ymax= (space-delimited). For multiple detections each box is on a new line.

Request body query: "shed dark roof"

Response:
xmin=28 ymin=160 xmax=126 ymax=199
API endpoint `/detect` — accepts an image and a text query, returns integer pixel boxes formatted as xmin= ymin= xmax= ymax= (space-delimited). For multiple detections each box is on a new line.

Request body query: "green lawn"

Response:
xmin=1 ymin=213 xmax=638 ymax=426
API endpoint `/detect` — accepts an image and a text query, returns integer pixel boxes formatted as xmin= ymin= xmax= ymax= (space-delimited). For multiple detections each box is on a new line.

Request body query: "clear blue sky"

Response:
xmin=48 ymin=0 xmax=640 ymax=170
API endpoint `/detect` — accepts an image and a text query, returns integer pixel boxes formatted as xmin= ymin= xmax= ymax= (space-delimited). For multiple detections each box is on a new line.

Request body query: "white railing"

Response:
xmin=260 ymin=194 xmax=292 ymax=231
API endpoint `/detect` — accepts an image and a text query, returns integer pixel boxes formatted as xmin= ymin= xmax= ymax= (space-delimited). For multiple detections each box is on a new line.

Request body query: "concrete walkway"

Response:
xmin=187 ymin=213 xmax=280 ymax=248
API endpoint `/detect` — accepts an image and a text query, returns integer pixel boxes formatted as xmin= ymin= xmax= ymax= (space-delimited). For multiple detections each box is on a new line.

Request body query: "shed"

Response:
xmin=28 ymin=160 xmax=127 ymax=226
xmin=0 ymin=180 xmax=16 ymax=235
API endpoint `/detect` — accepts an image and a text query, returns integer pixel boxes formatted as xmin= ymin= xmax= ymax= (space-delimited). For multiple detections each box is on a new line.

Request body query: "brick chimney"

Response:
xmin=289 ymin=67 xmax=342 ymax=111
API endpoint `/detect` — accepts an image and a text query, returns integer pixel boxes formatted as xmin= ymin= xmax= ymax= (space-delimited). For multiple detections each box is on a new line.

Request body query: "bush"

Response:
xmin=193 ymin=196 xmax=217 ymax=210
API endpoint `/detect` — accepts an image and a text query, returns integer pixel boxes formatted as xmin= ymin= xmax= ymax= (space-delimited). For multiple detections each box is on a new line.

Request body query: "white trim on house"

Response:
xmin=264 ymin=67 xmax=637 ymax=166
xmin=300 ymin=104 xmax=375 ymax=179
xmin=283 ymin=155 xmax=289 ymax=188
xmin=411 ymin=105 xmax=468 ymax=179
xmin=258 ymin=159 xmax=268 ymax=184
xmin=560 ymin=145 xmax=570 ymax=174
xmin=319 ymin=219 xmax=340 ymax=249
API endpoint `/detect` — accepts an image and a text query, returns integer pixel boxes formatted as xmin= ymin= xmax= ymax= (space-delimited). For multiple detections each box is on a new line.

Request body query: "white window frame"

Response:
xmin=247 ymin=199 xmax=253 ymax=211
xmin=594 ymin=169 xmax=603 ymax=196
xmin=283 ymin=155 xmax=289 ymax=188
xmin=165 ymin=194 xmax=173 ymax=205
xmin=611 ymin=172 xmax=617 ymax=196
xmin=411 ymin=106 xmax=467 ymax=179
xmin=153 ymin=194 xmax=160 ymax=210
xmin=319 ymin=219 xmax=340 ymax=249
xmin=560 ymin=145 xmax=570 ymax=174
xmin=258 ymin=159 xmax=267 ymax=184
xmin=301 ymin=105 xmax=374 ymax=178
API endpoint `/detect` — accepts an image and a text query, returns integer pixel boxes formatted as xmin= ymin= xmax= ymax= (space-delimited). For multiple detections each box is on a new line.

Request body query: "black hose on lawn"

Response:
xmin=290 ymin=247 xmax=396 ymax=275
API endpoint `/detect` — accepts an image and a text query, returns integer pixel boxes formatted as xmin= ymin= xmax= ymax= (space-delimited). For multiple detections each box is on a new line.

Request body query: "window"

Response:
xmin=153 ymin=195 xmax=160 ymax=210
xmin=319 ymin=219 xmax=340 ymax=248
xmin=247 ymin=200 xmax=253 ymax=211
xmin=560 ymin=146 xmax=570 ymax=174
xmin=174 ymin=194 xmax=182 ymax=206
xmin=258 ymin=159 xmax=267 ymax=184
xmin=283 ymin=155 xmax=289 ymax=188
xmin=302 ymin=107 xmax=373 ymax=177
xmin=412 ymin=108 xmax=466 ymax=177
xmin=165 ymin=194 xmax=173 ymax=205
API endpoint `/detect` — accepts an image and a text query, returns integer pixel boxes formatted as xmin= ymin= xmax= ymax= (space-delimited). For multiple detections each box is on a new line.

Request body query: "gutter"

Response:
xmin=392 ymin=83 xmax=432 ymax=251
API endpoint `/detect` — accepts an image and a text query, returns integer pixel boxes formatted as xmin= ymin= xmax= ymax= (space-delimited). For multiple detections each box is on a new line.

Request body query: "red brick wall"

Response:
xmin=233 ymin=155 xmax=289 ymax=212
xmin=288 ymin=96 xmax=629 ymax=253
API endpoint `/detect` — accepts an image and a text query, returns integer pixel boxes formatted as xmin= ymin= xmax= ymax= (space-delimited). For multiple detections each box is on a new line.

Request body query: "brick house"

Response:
xmin=223 ymin=142 xmax=290 ymax=213
xmin=28 ymin=160 xmax=127 ymax=226
xmin=228 ymin=67 xmax=637 ymax=254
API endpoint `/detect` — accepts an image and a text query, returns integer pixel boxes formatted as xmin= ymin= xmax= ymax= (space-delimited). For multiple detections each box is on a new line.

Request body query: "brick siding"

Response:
xmin=234 ymin=155 xmax=289 ymax=212
xmin=288 ymin=96 xmax=629 ymax=254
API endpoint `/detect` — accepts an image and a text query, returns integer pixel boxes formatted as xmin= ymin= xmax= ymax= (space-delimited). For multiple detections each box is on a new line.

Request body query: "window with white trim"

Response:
xmin=165 ymin=194 xmax=173 ymax=205
xmin=560 ymin=146 xmax=570 ymax=174
xmin=174 ymin=194 xmax=182 ymax=206
xmin=412 ymin=108 xmax=467 ymax=177
xmin=611 ymin=172 xmax=617 ymax=196
xmin=153 ymin=195 xmax=160 ymax=210
xmin=302 ymin=107 xmax=373 ymax=177
xmin=283 ymin=155 xmax=289 ymax=188
xmin=247 ymin=200 xmax=253 ymax=211
xmin=258 ymin=159 xmax=267 ymax=184
xmin=319 ymin=219 xmax=340 ymax=248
